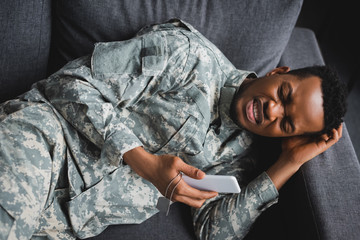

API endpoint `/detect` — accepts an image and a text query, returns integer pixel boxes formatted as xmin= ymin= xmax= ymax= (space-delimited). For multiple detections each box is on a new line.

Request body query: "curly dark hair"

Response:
xmin=287 ymin=65 xmax=348 ymax=136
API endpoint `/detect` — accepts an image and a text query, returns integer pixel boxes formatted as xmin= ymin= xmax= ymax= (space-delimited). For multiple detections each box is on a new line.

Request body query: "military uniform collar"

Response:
xmin=219 ymin=70 xmax=256 ymax=130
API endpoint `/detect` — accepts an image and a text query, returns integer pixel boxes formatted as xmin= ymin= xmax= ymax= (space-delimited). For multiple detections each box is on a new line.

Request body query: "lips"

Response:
xmin=246 ymin=98 xmax=263 ymax=124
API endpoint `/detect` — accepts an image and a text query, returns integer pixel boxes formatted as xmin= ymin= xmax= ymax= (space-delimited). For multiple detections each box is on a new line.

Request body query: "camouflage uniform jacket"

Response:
xmin=0 ymin=19 xmax=278 ymax=239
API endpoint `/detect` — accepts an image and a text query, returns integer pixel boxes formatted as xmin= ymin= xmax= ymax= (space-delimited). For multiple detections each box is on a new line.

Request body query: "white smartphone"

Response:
xmin=182 ymin=174 xmax=241 ymax=193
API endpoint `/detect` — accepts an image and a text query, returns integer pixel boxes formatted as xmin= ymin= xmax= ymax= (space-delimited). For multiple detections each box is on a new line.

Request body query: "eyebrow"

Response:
xmin=279 ymin=82 xmax=295 ymax=133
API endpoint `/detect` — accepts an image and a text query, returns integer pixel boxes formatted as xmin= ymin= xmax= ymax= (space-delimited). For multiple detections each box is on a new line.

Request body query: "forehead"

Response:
xmin=289 ymin=75 xmax=325 ymax=134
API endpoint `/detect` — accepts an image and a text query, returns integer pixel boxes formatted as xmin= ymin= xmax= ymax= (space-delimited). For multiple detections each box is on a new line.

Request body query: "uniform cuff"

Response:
xmin=102 ymin=130 xmax=143 ymax=166
xmin=247 ymin=172 xmax=279 ymax=211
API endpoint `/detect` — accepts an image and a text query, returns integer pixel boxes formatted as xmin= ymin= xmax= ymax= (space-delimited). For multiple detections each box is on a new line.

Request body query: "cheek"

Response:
xmin=234 ymin=98 xmax=246 ymax=125
xmin=259 ymin=123 xmax=284 ymax=137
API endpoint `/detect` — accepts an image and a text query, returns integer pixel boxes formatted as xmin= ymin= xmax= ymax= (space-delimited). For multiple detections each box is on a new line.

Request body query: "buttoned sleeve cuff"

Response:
xmin=101 ymin=124 xmax=143 ymax=167
xmin=247 ymin=171 xmax=279 ymax=211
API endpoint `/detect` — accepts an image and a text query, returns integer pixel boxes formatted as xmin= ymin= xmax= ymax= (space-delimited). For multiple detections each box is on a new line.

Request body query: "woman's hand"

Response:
xmin=267 ymin=124 xmax=343 ymax=190
xmin=281 ymin=124 xmax=343 ymax=166
xmin=123 ymin=147 xmax=218 ymax=208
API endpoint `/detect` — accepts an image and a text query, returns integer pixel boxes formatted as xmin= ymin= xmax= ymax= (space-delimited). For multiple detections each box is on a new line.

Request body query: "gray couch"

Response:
xmin=1 ymin=0 xmax=359 ymax=239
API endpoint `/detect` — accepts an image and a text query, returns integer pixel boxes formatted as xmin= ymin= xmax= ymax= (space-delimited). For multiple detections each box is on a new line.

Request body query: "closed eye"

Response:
xmin=280 ymin=116 xmax=295 ymax=133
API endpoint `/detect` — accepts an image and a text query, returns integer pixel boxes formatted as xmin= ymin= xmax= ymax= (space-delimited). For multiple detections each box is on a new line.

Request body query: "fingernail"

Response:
xmin=197 ymin=170 xmax=205 ymax=178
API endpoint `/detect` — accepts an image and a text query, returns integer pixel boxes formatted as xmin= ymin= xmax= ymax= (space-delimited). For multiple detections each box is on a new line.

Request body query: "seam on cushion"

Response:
xmin=36 ymin=0 xmax=48 ymax=80
xmin=300 ymin=167 xmax=321 ymax=240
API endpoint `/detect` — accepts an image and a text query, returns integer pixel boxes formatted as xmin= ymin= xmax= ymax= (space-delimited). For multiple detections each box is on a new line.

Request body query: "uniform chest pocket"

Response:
xmin=155 ymin=115 xmax=201 ymax=155
xmin=91 ymin=32 xmax=166 ymax=79
xmin=124 ymin=100 xmax=203 ymax=156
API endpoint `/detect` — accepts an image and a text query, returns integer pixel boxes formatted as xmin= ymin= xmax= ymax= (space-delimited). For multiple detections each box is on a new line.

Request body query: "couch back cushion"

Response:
xmin=0 ymin=0 xmax=52 ymax=103
xmin=51 ymin=0 xmax=302 ymax=77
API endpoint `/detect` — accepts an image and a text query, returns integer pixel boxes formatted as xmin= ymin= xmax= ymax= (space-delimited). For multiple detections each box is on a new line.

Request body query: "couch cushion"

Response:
xmin=51 ymin=0 xmax=303 ymax=77
xmin=0 ymin=0 xmax=52 ymax=103
xmin=279 ymin=27 xmax=325 ymax=69
xmin=86 ymin=203 xmax=197 ymax=240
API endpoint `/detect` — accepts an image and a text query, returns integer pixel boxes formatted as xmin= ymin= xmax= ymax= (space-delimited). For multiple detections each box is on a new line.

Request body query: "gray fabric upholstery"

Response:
xmin=86 ymin=203 xmax=196 ymax=240
xmin=52 ymin=0 xmax=302 ymax=76
xmin=278 ymin=27 xmax=325 ymax=68
xmin=0 ymin=0 xmax=52 ymax=103
xmin=301 ymin=124 xmax=360 ymax=240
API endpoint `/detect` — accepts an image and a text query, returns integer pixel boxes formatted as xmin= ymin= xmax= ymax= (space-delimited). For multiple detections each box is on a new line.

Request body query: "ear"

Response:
xmin=266 ymin=66 xmax=290 ymax=76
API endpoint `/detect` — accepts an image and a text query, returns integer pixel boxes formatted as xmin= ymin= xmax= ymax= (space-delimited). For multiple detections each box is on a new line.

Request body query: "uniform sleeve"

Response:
xmin=42 ymin=29 xmax=190 ymax=167
xmin=193 ymin=172 xmax=279 ymax=240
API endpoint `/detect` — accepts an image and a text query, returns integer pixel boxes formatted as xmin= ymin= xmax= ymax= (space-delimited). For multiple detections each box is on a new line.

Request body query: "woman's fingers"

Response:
xmin=321 ymin=123 xmax=343 ymax=144
xmin=176 ymin=181 xmax=218 ymax=199
xmin=155 ymin=155 xmax=218 ymax=208
xmin=176 ymin=158 xmax=205 ymax=179
xmin=172 ymin=183 xmax=218 ymax=208
xmin=337 ymin=123 xmax=343 ymax=138
xmin=164 ymin=175 xmax=217 ymax=208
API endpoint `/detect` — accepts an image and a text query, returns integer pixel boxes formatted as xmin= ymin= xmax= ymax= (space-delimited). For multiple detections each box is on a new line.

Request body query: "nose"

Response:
xmin=266 ymin=100 xmax=284 ymax=122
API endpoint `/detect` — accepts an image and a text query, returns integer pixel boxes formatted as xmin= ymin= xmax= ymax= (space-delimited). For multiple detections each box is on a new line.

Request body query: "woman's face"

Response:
xmin=232 ymin=67 xmax=324 ymax=137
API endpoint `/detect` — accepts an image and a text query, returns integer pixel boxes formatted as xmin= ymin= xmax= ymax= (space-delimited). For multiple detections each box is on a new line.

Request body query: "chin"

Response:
xmin=243 ymin=126 xmax=261 ymax=136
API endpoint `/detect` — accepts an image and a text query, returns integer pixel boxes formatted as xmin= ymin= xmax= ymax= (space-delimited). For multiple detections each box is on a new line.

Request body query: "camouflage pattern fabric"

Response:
xmin=0 ymin=19 xmax=278 ymax=240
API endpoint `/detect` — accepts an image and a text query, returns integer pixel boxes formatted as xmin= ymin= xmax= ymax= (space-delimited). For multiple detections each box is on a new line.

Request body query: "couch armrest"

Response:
xmin=280 ymin=27 xmax=360 ymax=240
xmin=278 ymin=27 xmax=324 ymax=68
